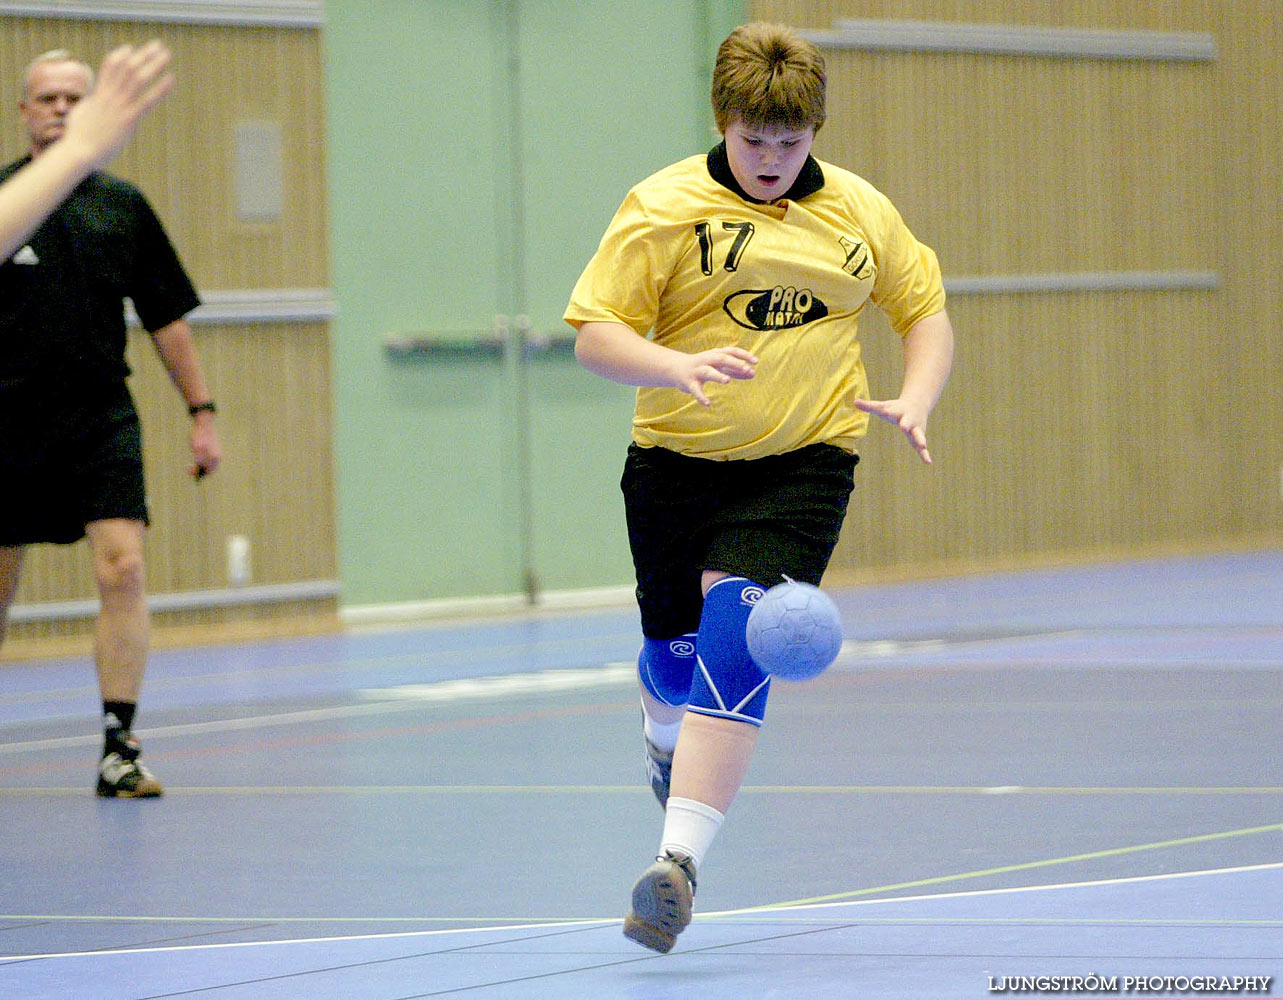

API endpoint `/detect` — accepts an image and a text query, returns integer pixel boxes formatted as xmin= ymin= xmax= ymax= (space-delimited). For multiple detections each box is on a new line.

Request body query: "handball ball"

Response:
xmin=746 ymin=581 xmax=843 ymax=681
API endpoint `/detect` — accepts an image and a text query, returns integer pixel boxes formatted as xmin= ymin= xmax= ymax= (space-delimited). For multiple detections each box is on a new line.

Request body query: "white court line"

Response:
xmin=0 ymin=701 xmax=429 ymax=754
xmin=0 ymin=919 xmax=618 ymax=964
xmin=0 ymin=640 xmax=991 ymax=754
xmin=707 ymin=860 xmax=1283 ymax=917
xmin=0 ymin=664 xmax=637 ymax=754
xmin=2 ymin=862 xmax=1277 ymax=965
xmin=0 ymin=628 xmax=641 ymax=707
xmin=4 ymin=632 xmax=1276 ymax=755
xmin=356 ymin=664 xmax=634 ymax=702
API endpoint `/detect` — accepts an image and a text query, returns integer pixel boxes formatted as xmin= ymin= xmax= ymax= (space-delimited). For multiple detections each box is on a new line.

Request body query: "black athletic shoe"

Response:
xmin=96 ymin=732 xmax=163 ymax=798
xmin=643 ymin=733 xmax=674 ymax=809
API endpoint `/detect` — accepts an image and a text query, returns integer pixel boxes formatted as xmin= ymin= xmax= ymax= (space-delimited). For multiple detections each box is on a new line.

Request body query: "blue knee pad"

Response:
xmin=688 ymin=576 xmax=772 ymax=726
xmin=638 ymin=634 xmax=698 ymax=707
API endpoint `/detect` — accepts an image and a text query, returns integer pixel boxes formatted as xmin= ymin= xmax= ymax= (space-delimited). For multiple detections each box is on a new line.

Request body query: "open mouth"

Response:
xmin=757 ymin=175 xmax=780 ymax=187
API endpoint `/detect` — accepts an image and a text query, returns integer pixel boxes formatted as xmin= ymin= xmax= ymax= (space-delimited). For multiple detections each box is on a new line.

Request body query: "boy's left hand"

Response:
xmin=854 ymin=397 xmax=933 ymax=465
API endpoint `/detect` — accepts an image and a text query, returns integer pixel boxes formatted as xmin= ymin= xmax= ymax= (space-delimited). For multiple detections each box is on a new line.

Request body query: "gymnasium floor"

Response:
xmin=0 ymin=549 xmax=1279 ymax=999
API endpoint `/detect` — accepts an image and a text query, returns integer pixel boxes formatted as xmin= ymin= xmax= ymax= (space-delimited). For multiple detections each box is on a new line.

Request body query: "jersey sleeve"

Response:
xmin=866 ymin=192 xmax=946 ymax=338
xmin=125 ymin=186 xmax=200 ymax=333
xmin=564 ymin=188 xmax=668 ymax=335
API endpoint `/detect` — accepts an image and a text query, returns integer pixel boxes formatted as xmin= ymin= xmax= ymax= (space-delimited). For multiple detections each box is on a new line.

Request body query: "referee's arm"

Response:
xmin=151 ymin=318 xmax=222 ymax=478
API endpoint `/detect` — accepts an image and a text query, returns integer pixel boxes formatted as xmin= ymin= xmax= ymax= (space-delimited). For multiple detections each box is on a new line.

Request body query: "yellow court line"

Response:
xmin=711 ymin=915 xmax=1283 ymax=927
xmin=758 ymin=822 xmax=1283 ymax=909
xmin=7 ymin=867 xmax=1281 ymax=939
xmin=3 ymin=783 xmax=1283 ymax=797
xmin=748 ymin=785 xmax=1283 ymax=796
xmin=4 ymin=912 xmax=1280 ymax=929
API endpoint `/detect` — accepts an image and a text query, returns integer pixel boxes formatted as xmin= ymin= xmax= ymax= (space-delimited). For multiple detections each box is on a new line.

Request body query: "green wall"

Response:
xmin=326 ymin=1 xmax=746 ymax=607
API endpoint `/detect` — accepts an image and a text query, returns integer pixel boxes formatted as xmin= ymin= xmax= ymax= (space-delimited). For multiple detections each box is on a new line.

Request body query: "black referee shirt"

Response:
xmin=0 ymin=157 xmax=200 ymax=393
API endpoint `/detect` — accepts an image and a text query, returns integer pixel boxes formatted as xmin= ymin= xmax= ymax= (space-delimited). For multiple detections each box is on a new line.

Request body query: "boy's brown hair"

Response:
xmin=711 ymin=23 xmax=826 ymax=134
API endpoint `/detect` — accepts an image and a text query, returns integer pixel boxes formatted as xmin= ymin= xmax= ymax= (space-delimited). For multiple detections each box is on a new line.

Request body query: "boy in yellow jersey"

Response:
xmin=565 ymin=22 xmax=954 ymax=952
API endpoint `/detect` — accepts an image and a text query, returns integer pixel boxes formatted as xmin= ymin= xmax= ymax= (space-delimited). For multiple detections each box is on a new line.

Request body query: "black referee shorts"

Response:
xmin=621 ymin=442 xmax=858 ymax=639
xmin=0 ymin=386 xmax=149 ymax=547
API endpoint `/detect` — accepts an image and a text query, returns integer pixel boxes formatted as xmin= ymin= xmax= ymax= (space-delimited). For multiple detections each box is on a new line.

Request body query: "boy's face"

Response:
xmin=724 ymin=119 xmax=815 ymax=202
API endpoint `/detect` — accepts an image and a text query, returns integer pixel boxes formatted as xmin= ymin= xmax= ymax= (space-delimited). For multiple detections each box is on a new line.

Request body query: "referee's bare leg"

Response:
xmin=87 ymin=517 xmax=162 ymax=797
xmin=86 ymin=518 xmax=149 ymax=703
xmin=0 ymin=539 xmax=147 ymax=687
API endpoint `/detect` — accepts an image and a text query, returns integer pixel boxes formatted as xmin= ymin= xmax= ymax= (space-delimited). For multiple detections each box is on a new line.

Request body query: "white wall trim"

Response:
xmin=189 ymin=287 xmax=336 ymax=324
xmin=0 ymin=1 xmax=322 ymax=27
xmin=341 ymin=584 xmax=637 ymax=628
xmin=139 ymin=273 xmax=1215 ymax=331
xmin=9 ymin=578 xmax=340 ymax=623
xmin=802 ymin=19 xmax=1217 ymax=62
xmin=945 ymin=270 xmax=1220 ymax=295
xmin=126 ymin=287 xmax=336 ymax=327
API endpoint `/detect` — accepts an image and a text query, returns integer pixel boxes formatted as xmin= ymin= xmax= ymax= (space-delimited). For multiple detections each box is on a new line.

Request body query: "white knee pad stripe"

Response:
xmin=732 ymin=677 xmax=771 ymax=715
xmin=695 ymin=654 xmax=769 ymax=716
xmin=695 ymin=654 xmax=727 ymax=712
xmin=686 ymin=705 xmax=766 ymax=727
xmin=689 ymin=576 xmax=772 ymax=726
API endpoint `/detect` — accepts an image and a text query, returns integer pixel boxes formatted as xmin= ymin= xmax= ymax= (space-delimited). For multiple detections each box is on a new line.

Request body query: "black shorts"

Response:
xmin=621 ymin=442 xmax=858 ymax=639
xmin=0 ymin=385 xmax=149 ymax=546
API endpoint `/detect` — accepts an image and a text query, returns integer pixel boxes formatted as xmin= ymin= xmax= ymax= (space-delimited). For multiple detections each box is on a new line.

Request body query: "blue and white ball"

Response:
xmin=746 ymin=581 xmax=843 ymax=681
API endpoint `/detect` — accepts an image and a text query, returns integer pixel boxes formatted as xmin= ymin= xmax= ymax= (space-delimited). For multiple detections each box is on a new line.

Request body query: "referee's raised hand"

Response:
xmin=64 ymin=41 xmax=175 ymax=170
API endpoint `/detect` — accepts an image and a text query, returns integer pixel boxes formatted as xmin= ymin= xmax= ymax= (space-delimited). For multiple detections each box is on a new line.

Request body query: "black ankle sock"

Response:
xmin=103 ymin=700 xmax=137 ymax=743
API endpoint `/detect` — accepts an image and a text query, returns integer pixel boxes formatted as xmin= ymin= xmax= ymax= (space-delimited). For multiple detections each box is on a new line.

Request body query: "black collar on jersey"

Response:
xmin=0 ymin=155 xmax=33 ymax=183
xmin=2 ymin=154 xmax=96 ymax=191
xmin=706 ymin=141 xmax=825 ymax=204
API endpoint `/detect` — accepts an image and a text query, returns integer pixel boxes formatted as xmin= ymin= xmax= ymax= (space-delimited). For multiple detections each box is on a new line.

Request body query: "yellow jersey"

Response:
xmin=564 ymin=143 xmax=946 ymax=461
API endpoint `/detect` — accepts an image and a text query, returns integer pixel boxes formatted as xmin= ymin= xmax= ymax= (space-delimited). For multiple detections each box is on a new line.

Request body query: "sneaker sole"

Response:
xmin=623 ymin=860 xmax=693 ymax=953
xmin=96 ymin=778 xmax=163 ymax=798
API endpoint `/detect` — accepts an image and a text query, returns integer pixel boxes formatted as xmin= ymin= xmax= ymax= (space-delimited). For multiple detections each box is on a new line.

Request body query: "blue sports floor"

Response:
xmin=1 ymin=549 xmax=1280 ymax=999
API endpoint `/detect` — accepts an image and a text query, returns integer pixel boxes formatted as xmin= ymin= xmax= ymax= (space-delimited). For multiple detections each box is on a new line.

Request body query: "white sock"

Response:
xmin=660 ymin=796 xmax=724 ymax=871
xmin=642 ymin=710 xmax=683 ymax=752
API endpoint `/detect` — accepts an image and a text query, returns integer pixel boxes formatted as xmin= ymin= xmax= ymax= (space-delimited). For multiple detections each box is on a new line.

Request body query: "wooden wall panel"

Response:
xmin=126 ymin=322 xmax=338 ymax=591
xmin=9 ymin=323 xmax=335 ymax=597
xmin=749 ymin=1 xmax=1281 ymax=579
xmin=842 ymin=290 xmax=1229 ymax=571
xmin=1216 ymin=3 xmax=1283 ymax=540
xmin=814 ymin=53 xmax=1217 ymax=277
xmin=756 ymin=1 xmax=1221 ymax=33
xmin=1 ymin=17 xmax=328 ymax=288
xmin=1 ymin=15 xmax=335 ymax=645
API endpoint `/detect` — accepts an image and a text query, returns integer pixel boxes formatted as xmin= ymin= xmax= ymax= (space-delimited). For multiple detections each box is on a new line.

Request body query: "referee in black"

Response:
xmin=0 ymin=49 xmax=222 ymax=797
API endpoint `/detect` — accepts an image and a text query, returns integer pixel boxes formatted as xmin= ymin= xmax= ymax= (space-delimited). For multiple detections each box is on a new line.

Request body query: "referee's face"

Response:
xmin=724 ymin=119 xmax=815 ymax=203
xmin=20 ymin=60 xmax=92 ymax=157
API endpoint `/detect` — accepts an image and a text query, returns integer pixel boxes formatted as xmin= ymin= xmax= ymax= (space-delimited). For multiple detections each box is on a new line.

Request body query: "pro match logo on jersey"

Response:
xmin=723 ymin=286 xmax=829 ymax=331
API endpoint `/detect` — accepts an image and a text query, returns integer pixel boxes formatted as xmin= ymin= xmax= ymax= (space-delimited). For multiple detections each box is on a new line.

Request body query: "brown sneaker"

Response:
xmin=623 ymin=851 xmax=697 ymax=953
xmin=96 ymin=732 xmax=163 ymax=798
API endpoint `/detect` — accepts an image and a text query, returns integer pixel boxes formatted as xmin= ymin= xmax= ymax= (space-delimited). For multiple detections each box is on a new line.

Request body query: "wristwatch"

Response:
xmin=188 ymin=401 xmax=218 ymax=416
